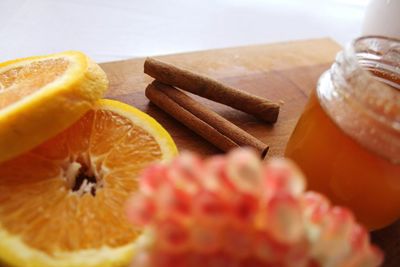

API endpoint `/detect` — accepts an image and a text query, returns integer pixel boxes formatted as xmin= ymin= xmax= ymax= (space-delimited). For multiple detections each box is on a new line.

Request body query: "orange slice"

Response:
xmin=0 ymin=51 xmax=108 ymax=162
xmin=0 ymin=99 xmax=177 ymax=267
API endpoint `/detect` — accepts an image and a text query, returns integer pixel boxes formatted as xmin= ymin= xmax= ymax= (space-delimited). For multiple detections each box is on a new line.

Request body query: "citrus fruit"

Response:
xmin=0 ymin=99 xmax=178 ymax=267
xmin=0 ymin=51 xmax=108 ymax=163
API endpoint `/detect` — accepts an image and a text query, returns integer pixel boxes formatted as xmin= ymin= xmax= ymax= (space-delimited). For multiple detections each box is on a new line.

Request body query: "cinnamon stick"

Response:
xmin=144 ymin=57 xmax=280 ymax=123
xmin=146 ymin=81 xmax=269 ymax=158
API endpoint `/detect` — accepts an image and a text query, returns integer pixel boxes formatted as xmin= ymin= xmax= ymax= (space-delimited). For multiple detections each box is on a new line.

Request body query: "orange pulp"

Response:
xmin=0 ymin=106 xmax=163 ymax=254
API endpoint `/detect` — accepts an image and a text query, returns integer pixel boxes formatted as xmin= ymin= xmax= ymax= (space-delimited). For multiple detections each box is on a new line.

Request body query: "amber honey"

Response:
xmin=285 ymin=36 xmax=400 ymax=230
xmin=285 ymin=89 xmax=400 ymax=230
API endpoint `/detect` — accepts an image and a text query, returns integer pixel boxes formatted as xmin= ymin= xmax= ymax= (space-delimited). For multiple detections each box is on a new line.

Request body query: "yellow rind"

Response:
xmin=0 ymin=51 xmax=108 ymax=163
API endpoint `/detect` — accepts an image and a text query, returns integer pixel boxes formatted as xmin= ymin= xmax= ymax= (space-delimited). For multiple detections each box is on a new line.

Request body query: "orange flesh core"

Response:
xmin=0 ymin=58 xmax=69 ymax=109
xmin=285 ymin=89 xmax=400 ymax=230
xmin=0 ymin=108 xmax=162 ymax=254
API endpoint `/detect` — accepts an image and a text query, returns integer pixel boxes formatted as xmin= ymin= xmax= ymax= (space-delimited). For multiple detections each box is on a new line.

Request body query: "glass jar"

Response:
xmin=285 ymin=36 xmax=400 ymax=230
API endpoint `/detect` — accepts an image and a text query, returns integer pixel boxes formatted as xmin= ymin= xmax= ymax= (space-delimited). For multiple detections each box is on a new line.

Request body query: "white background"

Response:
xmin=0 ymin=0 xmax=369 ymax=63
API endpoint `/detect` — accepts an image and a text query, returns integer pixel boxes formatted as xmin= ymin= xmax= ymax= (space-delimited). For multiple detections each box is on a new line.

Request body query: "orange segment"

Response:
xmin=0 ymin=99 xmax=177 ymax=267
xmin=0 ymin=58 xmax=69 ymax=109
xmin=0 ymin=52 xmax=108 ymax=163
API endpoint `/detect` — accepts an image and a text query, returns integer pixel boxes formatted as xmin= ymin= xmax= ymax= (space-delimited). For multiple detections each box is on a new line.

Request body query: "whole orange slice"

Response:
xmin=0 ymin=99 xmax=177 ymax=267
xmin=0 ymin=51 xmax=108 ymax=162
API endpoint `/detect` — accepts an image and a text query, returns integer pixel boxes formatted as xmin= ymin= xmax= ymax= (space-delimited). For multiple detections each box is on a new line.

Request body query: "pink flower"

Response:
xmin=127 ymin=148 xmax=383 ymax=267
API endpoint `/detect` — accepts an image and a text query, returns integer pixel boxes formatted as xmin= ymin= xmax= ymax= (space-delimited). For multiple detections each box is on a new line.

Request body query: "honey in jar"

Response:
xmin=285 ymin=36 xmax=400 ymax=230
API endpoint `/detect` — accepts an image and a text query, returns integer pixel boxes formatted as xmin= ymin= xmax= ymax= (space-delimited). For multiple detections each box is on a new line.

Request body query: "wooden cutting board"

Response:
xmin=100 ymin=38 xmax=398 ymax=266
xmin=101 ymin=38 xmax=339 ymax=157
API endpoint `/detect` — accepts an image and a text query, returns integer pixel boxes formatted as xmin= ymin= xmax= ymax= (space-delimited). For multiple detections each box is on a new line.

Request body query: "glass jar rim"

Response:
xmin=355 ymin=35 xmax=400 ymax=45
xmin=335 ymin=35 xmax=400 ymax=122
xmin=318 ymin=36 xmax=400 ymax=163
xmin=351 ymin=35 xmax=400 ymax=87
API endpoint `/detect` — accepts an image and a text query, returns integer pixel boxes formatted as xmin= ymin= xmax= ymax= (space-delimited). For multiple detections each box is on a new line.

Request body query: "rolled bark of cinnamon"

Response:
xmin=146 ymin=81 xmax=269 ymax=158
xmin=144 ymin=57 xmax=280 ymax=123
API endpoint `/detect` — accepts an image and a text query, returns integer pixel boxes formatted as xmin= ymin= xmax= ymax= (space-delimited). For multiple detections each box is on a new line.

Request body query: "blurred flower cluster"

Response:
xmin=126 ymin=149 xmax=383 ymax=267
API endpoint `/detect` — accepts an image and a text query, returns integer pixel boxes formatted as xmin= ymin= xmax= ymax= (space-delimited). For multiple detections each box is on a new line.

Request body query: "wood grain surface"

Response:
xmin=100 ymin=38 xmax=398 ymax=266
xmin=101 ymin=38 xmax=340 ymax=157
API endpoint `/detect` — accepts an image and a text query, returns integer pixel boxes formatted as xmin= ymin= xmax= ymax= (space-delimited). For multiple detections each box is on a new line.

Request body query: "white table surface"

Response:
xmin=1 ymin=0 xmax=368 ymax=63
